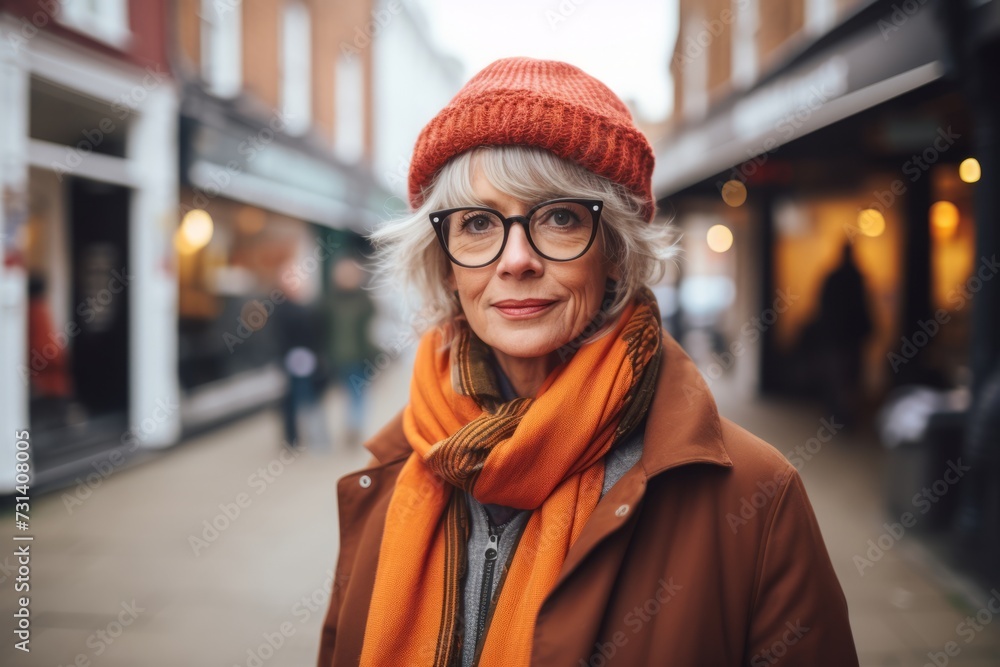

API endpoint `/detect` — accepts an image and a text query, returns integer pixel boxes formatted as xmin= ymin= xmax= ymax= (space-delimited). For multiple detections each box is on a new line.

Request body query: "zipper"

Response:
xmin=472 ymin=503 xmax=514 ymax=663
xmin=474 ymin=528 xmax=498 ymax=654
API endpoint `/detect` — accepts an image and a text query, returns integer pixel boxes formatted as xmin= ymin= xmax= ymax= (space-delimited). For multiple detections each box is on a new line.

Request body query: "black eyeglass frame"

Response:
xmin=428 ymin=198 xmax=605 ymax=268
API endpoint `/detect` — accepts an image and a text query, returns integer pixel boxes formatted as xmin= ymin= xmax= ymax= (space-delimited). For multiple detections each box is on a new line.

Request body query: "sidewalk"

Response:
xmin=0 ymin=355 xmax=412 ymax=667
xmin=711 ymin=381 xmax=1000 ymax=667
xmin=2 ymin=357 xmax=999 ymax=666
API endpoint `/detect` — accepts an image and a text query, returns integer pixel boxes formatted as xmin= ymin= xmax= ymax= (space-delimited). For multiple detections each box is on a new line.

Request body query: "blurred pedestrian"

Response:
xmin=816 ymin=242 xmax=873 ymax=428
xmin=273 ymin=271 xmax=326 ymax=450
xmin=324 ymin=256 xmax=378 ymax=446
xmin=27 ymin=274 xmax=73 ymax=426
xmin=318 ymin=58 xmax=859 ymax=667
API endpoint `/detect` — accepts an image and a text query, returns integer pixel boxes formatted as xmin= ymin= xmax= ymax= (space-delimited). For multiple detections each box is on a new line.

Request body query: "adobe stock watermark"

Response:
xmin=222 ymin=236 xmax=340 ymax=353
xmin=717 ymin=74 xmax=839 ymax=192
xmin=878 ymin=0 xmax=931 ymax=41
xmin=62 ymin=396 xmax=179 ymax=514
xmin=922 ymin=588 xmax=1000 ymax=667
xmin=673 ymin=0 xmax=752 ymax=66
xmin=578 ymin=578 xmax=683 ymax=666
xmin=53 ymin=599 xmax=145 ymax=666
xmin=380 ymin=153 xmax=411 ymax=193
xmin=844 ymin=126 xmax=960 ymax=242
xmin=50 ymin=66 xmax=170 ymax=181
xmin=235 ymin=567 xmax=336 ymax=667
xmin=18 ymin=267 xmax=134 ymax=386
xmin=188 ymin=447 xmax=300 ymax=556
xmin=347 ymin=305 xmax=449 ymax=395
xmin=544 ymin=0 xmax=590 ymax=31
xmin=726 ymin=416 xmax=843 ymax=534
xmin=749 ymin=620 xmax=811 ymax=667
xmin=3 ymin=0 xmax=61 ymax=52
xmin=184 ymin=110 xmax=293 ymax=215
xmin=685 ymin=289 xmax=799 ymax=404
xmin=888 ymin=255 xmax=999 ymax=372
xmin=854 ymin=459 xmax=970 ymax=576
xmin=339 ymin=0 xmax=402 ymax=59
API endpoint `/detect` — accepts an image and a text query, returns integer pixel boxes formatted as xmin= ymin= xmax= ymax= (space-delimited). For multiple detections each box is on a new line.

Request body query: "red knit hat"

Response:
xmin=408 ymin=57 xmax=656 ymax=221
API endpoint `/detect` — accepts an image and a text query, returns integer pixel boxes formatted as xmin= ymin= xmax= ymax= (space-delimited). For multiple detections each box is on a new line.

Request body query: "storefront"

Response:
xmin=0 ymin=12 xmax=179 ymax=492
xmin=654 ymin=0 xmax=1000 ymax=583
xmin=176 ymin=87 xmax=387 ymax=431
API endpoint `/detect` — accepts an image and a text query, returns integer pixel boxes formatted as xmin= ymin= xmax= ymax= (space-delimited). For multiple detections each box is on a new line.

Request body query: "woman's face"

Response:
xmin=448 ymin=164 xmax=618 ymax=368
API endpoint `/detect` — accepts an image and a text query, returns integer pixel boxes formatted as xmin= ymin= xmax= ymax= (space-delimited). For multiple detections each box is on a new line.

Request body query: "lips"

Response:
xmin=492 ymin=299 xmax=556 ymax=317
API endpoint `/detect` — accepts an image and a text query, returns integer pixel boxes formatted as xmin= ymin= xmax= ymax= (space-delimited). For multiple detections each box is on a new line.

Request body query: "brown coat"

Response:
xmin=317 ymin=334 xmax=859 ymax=666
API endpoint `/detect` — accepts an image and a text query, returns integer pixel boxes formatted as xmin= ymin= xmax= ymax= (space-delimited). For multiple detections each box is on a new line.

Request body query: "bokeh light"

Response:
xmin=707 ymin=224 xmax=734 ymax=253
xmin=930 ymin=201 xmax=960 ymax=240
xmin=857 ymin=208 xmax=886 ymax=238
xmin=721 ymin=180 xmax=748 ymax=207
xmin=175 ymin=209 xmax=214 ymax=254
xmin=959 ymin=158 xmax=981 ymax=184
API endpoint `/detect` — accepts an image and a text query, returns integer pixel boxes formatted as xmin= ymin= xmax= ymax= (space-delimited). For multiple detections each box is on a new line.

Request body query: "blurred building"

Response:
xmin=0 ymin=0 xmax=180 ymax=492
xmin=370 ymin=1 xmax=462 ymax=197
xmin=0 ymin=0 xmax=460 ymax=491
xmin=657 ymin=0 xmax=1000 ymax=583
xmin=171 ymin=0 xmax=411 ymax=431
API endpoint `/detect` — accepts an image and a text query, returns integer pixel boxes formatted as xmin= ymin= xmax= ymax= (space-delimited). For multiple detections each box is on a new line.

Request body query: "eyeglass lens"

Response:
xmin=440 ymin=201 xmax=596 ymax=265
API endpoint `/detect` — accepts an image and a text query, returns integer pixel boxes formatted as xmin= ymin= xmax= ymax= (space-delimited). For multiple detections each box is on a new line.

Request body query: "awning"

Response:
xmin=180 ymin=99 xmax=390 ymax=234
xmin=653 ymin=1 xmax=947 ymax=196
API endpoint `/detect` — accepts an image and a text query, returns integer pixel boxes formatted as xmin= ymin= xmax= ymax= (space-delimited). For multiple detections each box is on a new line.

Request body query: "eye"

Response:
xmin=460 ymin=212 xmax=497 ymax=233
xmin=542 ymin=208 xmax=581 ymax=227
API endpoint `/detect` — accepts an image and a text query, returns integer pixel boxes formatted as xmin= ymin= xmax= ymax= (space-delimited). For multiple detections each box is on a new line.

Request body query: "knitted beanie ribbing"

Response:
xmin=408 ymin=57 xmax=656 ymax=221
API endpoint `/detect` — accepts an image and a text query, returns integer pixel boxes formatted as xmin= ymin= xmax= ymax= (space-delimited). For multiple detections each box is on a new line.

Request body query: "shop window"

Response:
xmin=29 ymin=77 xmax=128 ymax=158
xmin=334 ymin=57 xmax=365 ymax=163
xmin=58 ymin=0 xmax=130 ymax=48
xmin=731 ymin=0 xmax=760 ymax=89
xmin=281 ymin=1 xmax=312 ymax=136
xmin=200 ymin=0 xmax=242 ymax=98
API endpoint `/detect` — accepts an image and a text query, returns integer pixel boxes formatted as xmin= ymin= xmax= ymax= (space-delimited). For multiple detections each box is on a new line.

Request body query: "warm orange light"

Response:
xmin=721 ymin=180 xmax=747 ymax=207
xmin=930 ymin=201 xmax=959 ymax=240
xmin=857 ymin=208 xmax=885 ymax=238
xmin=236 ymin=206 xmax=266 ymax=235
xmin=175 ymin=209 xmax=214 ymax=254
xmin=959 ymin=158 xmax=981 ymax=184
xmin=707 ymin=224 xmax=734 ymax=253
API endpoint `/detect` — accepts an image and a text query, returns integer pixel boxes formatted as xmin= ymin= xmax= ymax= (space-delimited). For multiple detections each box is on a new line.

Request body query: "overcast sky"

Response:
xmin=411 ymin=0 xmax=679 ymax=122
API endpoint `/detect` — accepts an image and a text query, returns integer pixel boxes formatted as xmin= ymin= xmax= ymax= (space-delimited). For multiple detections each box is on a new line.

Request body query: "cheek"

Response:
xmin=452 ymin=268 xmax=489 ymax=303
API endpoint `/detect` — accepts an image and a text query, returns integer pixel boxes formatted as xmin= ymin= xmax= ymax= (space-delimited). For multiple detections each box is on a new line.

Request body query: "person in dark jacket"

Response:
xmin=273 ymin=272 xmax=325 ymax=449
xmin=318 ymin=58 xmax=859 ymax=667
xmin=816 ymin=242 xmax=873 ymax=428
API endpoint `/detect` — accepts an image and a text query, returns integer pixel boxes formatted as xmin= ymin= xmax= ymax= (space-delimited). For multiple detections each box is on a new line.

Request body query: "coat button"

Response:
xmin=615 ymin=504 xmax=629 ymax=517
xmin=359 ymin=475 xmax=372 ymax=488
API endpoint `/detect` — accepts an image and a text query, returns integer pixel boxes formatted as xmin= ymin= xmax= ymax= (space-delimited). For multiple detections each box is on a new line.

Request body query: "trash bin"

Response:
xmin=877 ymin=386 xmax=968 ymax=531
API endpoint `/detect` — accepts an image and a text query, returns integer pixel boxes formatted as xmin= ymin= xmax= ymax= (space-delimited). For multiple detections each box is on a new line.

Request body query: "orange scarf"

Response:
xmin=360 ymin=289 xmax=662 ymax=667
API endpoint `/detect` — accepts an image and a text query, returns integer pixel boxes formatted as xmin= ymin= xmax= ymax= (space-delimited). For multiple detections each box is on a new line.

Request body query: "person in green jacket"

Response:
xmin=324 ymin=257 xmax=378 ymax=445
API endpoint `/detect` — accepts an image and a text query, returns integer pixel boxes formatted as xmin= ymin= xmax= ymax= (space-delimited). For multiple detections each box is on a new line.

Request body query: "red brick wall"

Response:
xmin=3 ymin=0 xmax=171 ymax=72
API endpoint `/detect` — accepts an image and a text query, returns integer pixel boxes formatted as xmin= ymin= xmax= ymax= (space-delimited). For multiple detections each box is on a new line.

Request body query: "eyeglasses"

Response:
xmin=429 ymin=198 xmax=604 ymax=268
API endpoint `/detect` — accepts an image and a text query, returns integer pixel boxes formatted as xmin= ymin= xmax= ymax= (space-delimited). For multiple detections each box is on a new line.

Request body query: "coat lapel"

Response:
xmin=552 ymin=332 xmax=733 ymax=589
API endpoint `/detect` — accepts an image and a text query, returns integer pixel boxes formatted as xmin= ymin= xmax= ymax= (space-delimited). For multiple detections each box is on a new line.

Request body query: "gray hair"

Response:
xmin=370 ymin=146 xmax=676 ymax=335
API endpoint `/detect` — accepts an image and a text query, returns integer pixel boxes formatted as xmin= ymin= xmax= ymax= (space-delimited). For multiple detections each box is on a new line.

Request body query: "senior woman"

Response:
xmin=318 ymin=58 xmax=859 ymax=667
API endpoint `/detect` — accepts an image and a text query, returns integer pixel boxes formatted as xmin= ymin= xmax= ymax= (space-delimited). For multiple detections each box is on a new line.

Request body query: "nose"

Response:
xmin=496 ymin=222 xmax=543 ymax=279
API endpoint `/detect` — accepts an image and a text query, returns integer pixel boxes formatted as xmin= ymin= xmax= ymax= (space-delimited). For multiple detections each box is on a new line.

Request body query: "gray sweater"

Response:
xmin=459 ymin=423 xmax=645 ymax=666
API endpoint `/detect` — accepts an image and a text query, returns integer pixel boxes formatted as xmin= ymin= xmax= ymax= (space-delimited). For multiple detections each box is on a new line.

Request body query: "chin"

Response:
xmin=483 ymin=326 xmax=566 ymax=360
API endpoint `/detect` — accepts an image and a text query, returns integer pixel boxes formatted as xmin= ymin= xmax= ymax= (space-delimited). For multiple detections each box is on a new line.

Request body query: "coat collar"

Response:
xmin=638 ymin=331 xmax=733 ymax=476
xmin=364 ymin=331 xmax=732 ymax=477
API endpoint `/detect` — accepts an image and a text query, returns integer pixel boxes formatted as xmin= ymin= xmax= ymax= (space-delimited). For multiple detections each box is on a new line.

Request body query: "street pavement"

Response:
xmin=2 ymin=352 xmax=999 ymax=667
